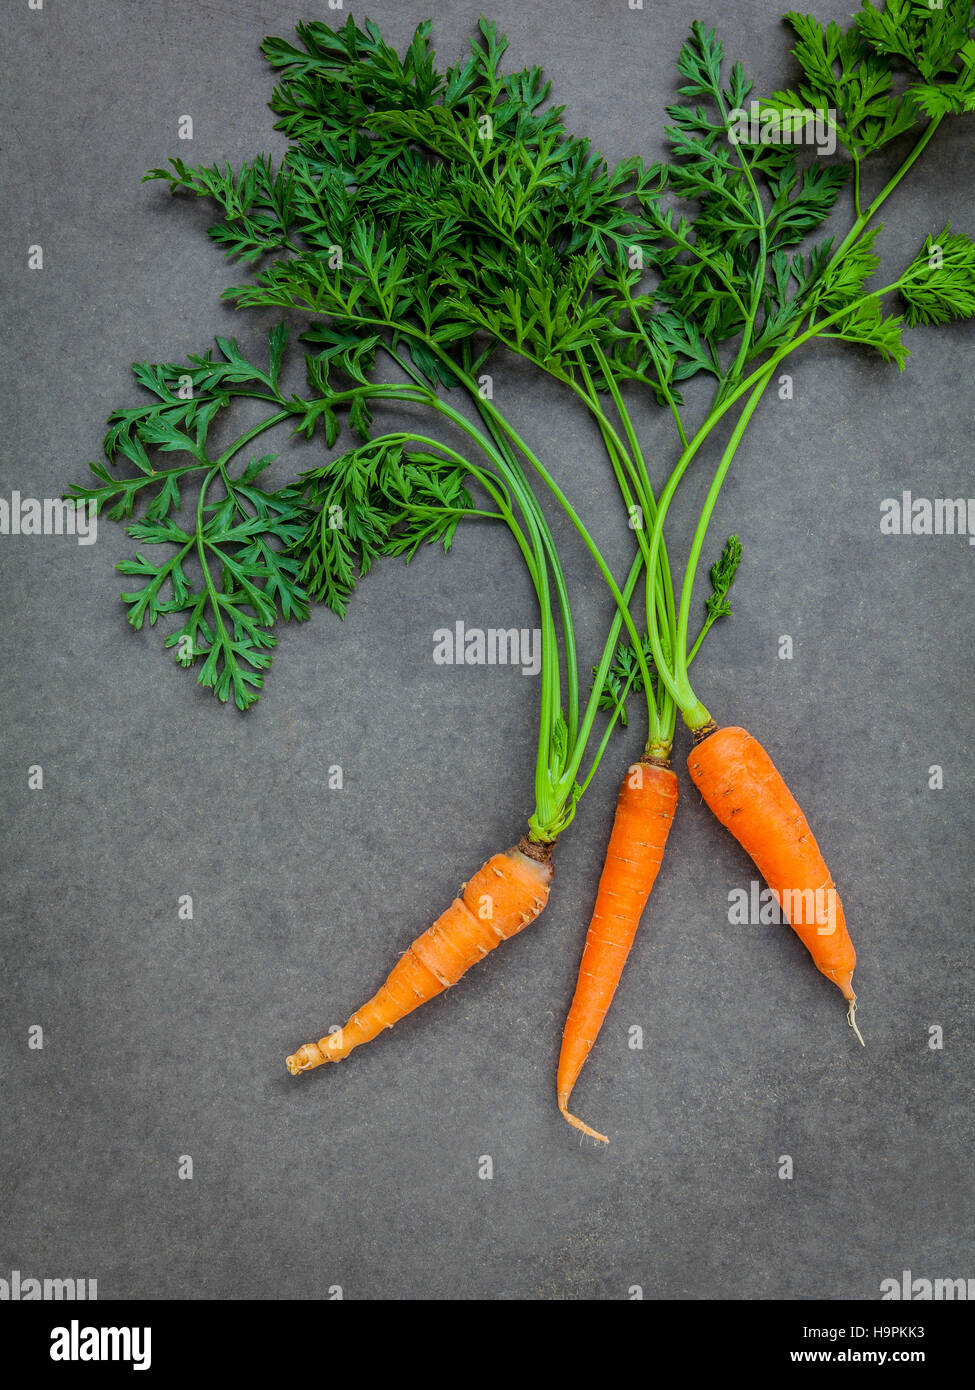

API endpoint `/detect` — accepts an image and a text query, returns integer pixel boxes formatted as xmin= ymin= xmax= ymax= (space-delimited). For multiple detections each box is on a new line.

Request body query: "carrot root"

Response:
xmin=557 ymin=1099 xmax=609 ymax=1145
xmin=287 ymin=838 xmax=553 ymax=1073
xmin=847 ymin=997 xmax=865 ymax=1047
xmin=687 ymin=724 xmax=858 ymax=1008
xmin=556 ymin=760 xmax=678 ymax=1142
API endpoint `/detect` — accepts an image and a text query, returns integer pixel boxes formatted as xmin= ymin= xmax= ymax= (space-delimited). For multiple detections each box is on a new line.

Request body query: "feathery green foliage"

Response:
xmin=76 ymin=3 xmax=975 ymax=721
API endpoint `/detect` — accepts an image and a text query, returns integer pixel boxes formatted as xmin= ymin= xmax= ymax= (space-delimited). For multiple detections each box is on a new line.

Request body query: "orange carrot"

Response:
xmin=286 ymin=838 xmax=553 ymax=1072
xmin=557 ymin=758 xmax=679 ymax=1142
xmin=687 ymin=724 xmax=862 ymax=1040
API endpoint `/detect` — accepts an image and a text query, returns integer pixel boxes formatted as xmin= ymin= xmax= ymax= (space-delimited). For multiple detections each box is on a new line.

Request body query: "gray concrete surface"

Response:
xmin=1 ymin=0 xmax=972 ymax=1300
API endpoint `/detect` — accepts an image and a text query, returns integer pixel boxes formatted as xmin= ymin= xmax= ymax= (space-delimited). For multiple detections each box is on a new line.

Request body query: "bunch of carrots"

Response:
xmin=74 ymin=3 xmax=975 ymax=1142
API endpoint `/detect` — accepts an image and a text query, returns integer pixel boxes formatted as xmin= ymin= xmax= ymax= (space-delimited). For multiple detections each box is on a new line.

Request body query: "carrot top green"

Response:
xmin=68 ymin=4 xmax=975 ymax=825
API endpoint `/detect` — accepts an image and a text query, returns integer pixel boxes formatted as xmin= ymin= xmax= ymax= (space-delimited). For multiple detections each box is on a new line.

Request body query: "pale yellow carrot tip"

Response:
xmin=847 ymin=998 xmax=865 ymax=1048
xmin=558 ymin=1098 xmax=610 ymax=1145
xmin=286 ymin=1042 xmax=324 ymax=1075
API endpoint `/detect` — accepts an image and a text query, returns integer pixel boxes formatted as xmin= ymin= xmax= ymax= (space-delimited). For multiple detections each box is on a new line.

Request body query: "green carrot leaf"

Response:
xmin=594 ymin=635 xmax=656 ymax=727
xmin=820 ymin=297 xmax=910 ymax=366
xmin=704 ymin=534 xmax=743 ymax=622
xmin=899 ymin=225 xmax=975 ymax=324
xmin=289 ymin=439 xmax=479 ymax=615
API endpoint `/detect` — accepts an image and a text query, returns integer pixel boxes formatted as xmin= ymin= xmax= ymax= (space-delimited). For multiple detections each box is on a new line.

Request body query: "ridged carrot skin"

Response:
xmin=558 ymin=760 xmax=679 ymax=1142
xmin=286 ymin=841 xmax=553 ymax=1073
xmin=687 ymin=726 xmax=856 ymax=1001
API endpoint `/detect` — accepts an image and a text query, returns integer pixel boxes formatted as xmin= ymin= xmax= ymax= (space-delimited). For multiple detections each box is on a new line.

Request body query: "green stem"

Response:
xmin=559 ymin=550 xmax=647 ymax=801
xmin=575 ymin=667 xmax=637 ymax=798
xmin=574 ymin=354 xmax=669 ymax=678
xmin=420 ymin=385 xmax=654 ymax=704
xmin=215 ymin=409 xmax=292 ymax=468
xmin=468 ymin=376 xmax=580 ymax=749
xmin=717 ymin=91 xmax=768 ymax=397
xmin=829 ymin=117 xmax=944 ymax=272
xmin=582 ymin=348 xmax=678 ymax=744
xmin=194 ymin=466 xmax=235 ymax=655
xmin=590 ymin=346 xmax=676 ymax=642
xmin=673 ymin=367 xmax=775 ymax=717
xmin=619 ymin=286 xmax=689 ymax=448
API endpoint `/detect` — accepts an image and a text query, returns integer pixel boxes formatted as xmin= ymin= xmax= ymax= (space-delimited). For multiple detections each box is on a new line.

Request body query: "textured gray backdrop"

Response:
xmin=1 ymin=0 xmax=972 ymax=1300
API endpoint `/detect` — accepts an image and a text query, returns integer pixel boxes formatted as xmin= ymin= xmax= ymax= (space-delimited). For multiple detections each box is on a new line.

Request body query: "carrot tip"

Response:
xmin=558 ymin=1097 xmax=609 ymax=1144
xmin=286 ymin=1042 xmax=325 ymax=1074
xmin=847 ymin=998 xmax=865 ymax=1048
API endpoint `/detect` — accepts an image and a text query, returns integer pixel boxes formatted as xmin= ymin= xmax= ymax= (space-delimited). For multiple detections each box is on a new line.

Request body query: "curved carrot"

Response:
xmin=286 ymin=839 xmax=553 ymax=1072
xmin=557 ymin=759 xmax=679 ymax=1142
xmin=687 ymin=725 xmax=861 ymax=1039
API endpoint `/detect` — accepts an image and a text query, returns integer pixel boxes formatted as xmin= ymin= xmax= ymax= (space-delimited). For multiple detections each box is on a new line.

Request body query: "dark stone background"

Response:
xmin=1 ymin=0 xmax=971 ymax=1299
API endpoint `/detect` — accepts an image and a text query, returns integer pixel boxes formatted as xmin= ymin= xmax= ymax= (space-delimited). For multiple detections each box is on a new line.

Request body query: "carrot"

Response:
xmin=286 ymin=839 xmax=553 ymax=1073
xmin=557 ymin=758 xmax=679 ymax=1142
xmin=687 ymin=724 xmax=862 ymax=1042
